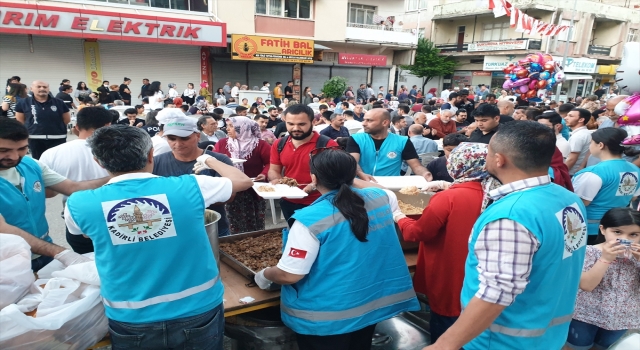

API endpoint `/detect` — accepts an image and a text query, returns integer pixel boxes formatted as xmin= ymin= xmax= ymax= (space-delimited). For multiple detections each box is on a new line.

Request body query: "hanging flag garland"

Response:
xmin=488 ymin=0 xmax=569 ymax=36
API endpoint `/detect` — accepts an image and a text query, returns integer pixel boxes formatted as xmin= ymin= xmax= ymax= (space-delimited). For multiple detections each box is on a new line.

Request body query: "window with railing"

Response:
xmin=256 ymin=0 xmax=312 ymax=19
xmin=348 ymin=3 xmax=376 ymax=25
xmin=58 ymin=0 xmax=208 ymax=12
xmin=628 ymin=28 xmax=639 ymax=43
xmin=406 ymin=0 xmax=427 ymax=11
xmin=482 ymin=22 xmax=510 ymax=41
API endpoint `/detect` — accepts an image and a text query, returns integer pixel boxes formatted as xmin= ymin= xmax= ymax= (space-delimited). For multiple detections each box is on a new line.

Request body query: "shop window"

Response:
xmin=256 ymin=0 xmax=312 ymax=19
xmin=74 ymin=0 xmax=208 ymax=13
xmin=406 ymin=0 xmax=427 ymax=12
xmin=628 ymin=28 xmax=639 ymax=43
xmin=348 ymin=3 xmax=376 ymax=25
xmin=482 ymin=22 xmax=510 ymax=41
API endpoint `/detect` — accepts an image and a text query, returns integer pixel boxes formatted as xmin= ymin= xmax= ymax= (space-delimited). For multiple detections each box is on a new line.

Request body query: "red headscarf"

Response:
xmin=550 ymin=147 xmax=573 ymax=191
xmin=428 ymin=87 xmax=437 ymax=95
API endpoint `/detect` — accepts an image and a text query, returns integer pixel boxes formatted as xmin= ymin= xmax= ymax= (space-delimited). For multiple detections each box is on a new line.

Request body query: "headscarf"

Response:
xmin=427 ymin=87 xmax=437 ymax=95
xmin=550 ymin=147 xmax=574 ymax=191
xmin=446 ymin=142 xmax=501 ymax=211
xmin=227 ymin=116 xmax=261 ymax=171
xmin=200 ymin=81 xmax=208 ymax=88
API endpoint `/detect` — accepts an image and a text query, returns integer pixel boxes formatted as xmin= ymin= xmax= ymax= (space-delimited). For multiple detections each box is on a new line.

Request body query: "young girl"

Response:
xmin=565 ymin=207 xmax=640 ymax=350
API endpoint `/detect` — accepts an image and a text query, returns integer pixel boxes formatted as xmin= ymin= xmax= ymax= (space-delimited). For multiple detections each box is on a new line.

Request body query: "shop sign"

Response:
xmin=553 ymin=56 xmax=597 ymax=73
xmin=200 ymin=47 xmax=210 ymax=87
xmin=483 ymin=55 xmax=526 ymax=71
xmin=82 ymin=41 xmax=103 ymax=91
xmin=0 ymin=3 xmax=226 ymax=46
xmin=472 ymin=71 xmax=492 ymax=76
xmin=231 ymin=34 xmax=313 ymax=63
xmin=338 ymin=53 xmax=387 ymax=66
xmin=468 ymin=40 xmax=528 ymax=52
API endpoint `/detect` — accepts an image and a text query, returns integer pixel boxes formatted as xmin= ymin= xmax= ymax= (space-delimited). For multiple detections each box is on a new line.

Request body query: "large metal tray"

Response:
xmin=393 ymin=191 xmax=433 ymax=251
xmin=219 ymin=228 xmax=286 ymax=291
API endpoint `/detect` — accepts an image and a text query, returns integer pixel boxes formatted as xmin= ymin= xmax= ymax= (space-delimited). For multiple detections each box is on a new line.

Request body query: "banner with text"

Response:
xmin=338 ymin=53 xmax=387 ymax=66
xmin=83 ymin=41 xmax=103 ymax=92
xmin=483 ymin=55 xmax=526 ymax=71
xmin=468 ymin=40 xmax=528 ymax=52
xmin=231 ymin=34 xmax=314 ymax=63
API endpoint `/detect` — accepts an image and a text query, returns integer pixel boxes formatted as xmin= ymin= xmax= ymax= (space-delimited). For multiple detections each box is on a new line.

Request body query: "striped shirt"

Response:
xmin=474 ymin=176 xmax=550 ymax=306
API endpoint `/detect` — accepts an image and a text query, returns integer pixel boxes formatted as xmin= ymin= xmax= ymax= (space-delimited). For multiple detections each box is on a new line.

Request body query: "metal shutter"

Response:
xmin=302 ymin=65 xmax=330 ymax=97
xmin=371 ymin=68 xmax=390 ymax=94
xmin=99 ymin=41 xmax=199 ymax=105
xmin=331 ymin=67 xmax=368 ymax=90
xmin=248 ymin=63 xmax=293 ymax=91
xmin=211 ymin=60 xmax=247 ymax=91
xmin=0 ymin=34 xmax=85 ymax=92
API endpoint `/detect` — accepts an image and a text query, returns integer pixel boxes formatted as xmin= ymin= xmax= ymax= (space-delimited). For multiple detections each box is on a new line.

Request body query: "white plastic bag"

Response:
xmin=0 ymin=234 xmax=35 ymax=309
xmin=0 ymin=261 xmax=108 ymax=350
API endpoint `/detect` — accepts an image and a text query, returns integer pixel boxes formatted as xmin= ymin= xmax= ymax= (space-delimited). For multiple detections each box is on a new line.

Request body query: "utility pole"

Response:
xmin=555 ymin=0 xmax=578 ymax=102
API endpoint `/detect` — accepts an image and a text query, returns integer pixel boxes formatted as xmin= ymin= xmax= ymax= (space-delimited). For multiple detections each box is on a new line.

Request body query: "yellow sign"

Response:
xmin=83 ymin=41 xmax=103 ymax=91
xmin=231 ymin=34 xmax=314 ymax=64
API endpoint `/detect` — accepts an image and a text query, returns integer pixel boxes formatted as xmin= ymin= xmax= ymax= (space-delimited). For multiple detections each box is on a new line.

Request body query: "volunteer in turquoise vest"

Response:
xmin=346 ymin=108 xmax=432 ymax=181
xmin=0 ymin=118 xmax=106 ymax=272
xmin=425 ymin=121 xmax=588 ymax=350
xmin=254 ymin=148 xmax=419 ymax=350
xmin=64 ymin=125 xmax=252 ymax=349
xmin=572 ymin=128 xmax=639 ymax=245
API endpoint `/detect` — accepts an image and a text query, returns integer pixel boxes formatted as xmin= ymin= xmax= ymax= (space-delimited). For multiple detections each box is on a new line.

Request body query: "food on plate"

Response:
xmin=399 ymin=186 xmax=420 ymax=195
xmin=257 ymin=185 xmax=276 ymax=192
xmin=398 ymin=200 xmax=423 ymax=215
xmin=219 ymin=232 xmax=282 ymax=271
xmin=279 ymin=177 xmax=299 ymax=187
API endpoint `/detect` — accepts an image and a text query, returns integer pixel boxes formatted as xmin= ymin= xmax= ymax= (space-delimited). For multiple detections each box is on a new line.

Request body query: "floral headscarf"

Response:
xmin=227 ymin=116 xmax=261 ymax=171
xmin=446 ymin=142 xmax=501 ymax=211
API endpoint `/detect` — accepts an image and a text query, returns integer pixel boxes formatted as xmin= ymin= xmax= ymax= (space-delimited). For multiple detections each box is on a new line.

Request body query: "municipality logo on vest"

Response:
xmin=617 ymin=172 xmax=638 ymax=196
xmin=556 ymin=203 xmax=586 ymax=259
xmin=101 ymin=194 xmax=177 ymax=245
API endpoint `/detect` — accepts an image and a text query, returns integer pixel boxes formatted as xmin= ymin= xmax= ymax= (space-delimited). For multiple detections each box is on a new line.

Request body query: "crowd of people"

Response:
xmin=0 ymin=74 xmax=638 ymax=350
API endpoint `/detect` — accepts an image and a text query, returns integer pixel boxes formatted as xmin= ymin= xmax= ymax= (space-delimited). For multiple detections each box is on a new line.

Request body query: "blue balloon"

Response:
xmin=529 ymin=72 xmax=540 ymax=80
xmin=540 ymin=72 xmax=551 ymax=80
xmin=530 ymin=63 xmax=543 ymax=72
xmin=510 ymin=74 xmax=518 ymax=82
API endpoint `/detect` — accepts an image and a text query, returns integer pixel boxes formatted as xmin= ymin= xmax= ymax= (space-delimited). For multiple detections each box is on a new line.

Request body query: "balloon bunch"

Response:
xmin=615 ymin=93 xmax=640 ymax=145
xmin=501 ymin=53 xmax=565 ymax=102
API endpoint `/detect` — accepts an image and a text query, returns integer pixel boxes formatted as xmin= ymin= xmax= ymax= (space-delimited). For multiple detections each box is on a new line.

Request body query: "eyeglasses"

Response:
xmin=309 ymin=146 xmax=343 ymax=169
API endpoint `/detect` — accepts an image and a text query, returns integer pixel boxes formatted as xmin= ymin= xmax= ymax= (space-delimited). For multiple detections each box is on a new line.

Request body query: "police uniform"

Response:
xmin=14 ymin=96 xmax=69 ymax=159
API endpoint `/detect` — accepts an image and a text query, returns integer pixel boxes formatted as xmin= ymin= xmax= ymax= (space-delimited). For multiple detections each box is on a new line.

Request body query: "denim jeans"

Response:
xmin=108 ymin=302 xmax=224 ymax=349
xmin=429 ymin=311 xmax=458 ymax=344
xmin=31 ymin=255 xmax=53 ymax=272
xmin=279 ymin=199 xmax=307 ymax=224
xmin=565 ymin=319 xmax=627 ymax=350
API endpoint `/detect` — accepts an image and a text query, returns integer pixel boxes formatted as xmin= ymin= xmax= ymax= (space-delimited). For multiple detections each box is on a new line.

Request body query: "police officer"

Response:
xmin=572 ymin=128 xmax=640 ymax=245
xmin=15 ymin=81 xmax=70 ymax=159
xmin=64 ymin=125 xmax=252 ymax=349
xmin=255 ymin=149 xmax=419 ymax=349
xmin=425 ymin=122 xmax=587 ymax=350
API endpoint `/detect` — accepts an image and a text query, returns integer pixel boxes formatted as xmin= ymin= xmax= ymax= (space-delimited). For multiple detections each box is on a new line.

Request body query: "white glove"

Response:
xmin=193 ymin=154 xmax=214 ymax=174
xmin=421 ymin=181 xmax=451 ymax=192
xmin=384 ymin=190 xmax=406 ymax=222
xmin=54 ymin=249 xmax=92 ymax=267
xmin=254 ymin=268 xmax=273 ymax=290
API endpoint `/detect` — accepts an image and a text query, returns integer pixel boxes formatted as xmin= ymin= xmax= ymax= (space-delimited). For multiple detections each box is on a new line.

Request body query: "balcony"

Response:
xmin=587 ymin=45 xmax=612 ymax=56
xmin=436 ymin=39 xmax=542 ymax=53
xmin=345 ymin=23 xmax=417 ymax=46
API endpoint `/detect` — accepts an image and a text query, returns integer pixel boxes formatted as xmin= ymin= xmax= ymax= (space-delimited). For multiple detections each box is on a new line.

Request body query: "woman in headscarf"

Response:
xmin=425 ymin=87 xmax=437 ymax=100
xmin=214 ymin=116 xmax=271 ymax=233
xmin=199 ymin=81 xmax=212 ymax=104
xmin=394 ymin=142 xmax=500 ymax=343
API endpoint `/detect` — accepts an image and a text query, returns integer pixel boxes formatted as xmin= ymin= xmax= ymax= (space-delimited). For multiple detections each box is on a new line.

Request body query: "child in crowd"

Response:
xmin=565 ymin=207 xmax=640 ymax=350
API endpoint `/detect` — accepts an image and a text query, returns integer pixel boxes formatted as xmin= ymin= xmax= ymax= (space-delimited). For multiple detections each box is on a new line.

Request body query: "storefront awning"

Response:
xmin=314 ymin=44 xmax=332 ymax=50
xmin=564 ymin=74 xmax=594 ymax=80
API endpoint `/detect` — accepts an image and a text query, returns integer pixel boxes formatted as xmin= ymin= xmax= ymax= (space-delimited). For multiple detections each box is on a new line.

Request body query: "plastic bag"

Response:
xmin=0 ymin=262 xmax=108 ymax=349
xmin=0 ymin=234 xmax=35 ymax=309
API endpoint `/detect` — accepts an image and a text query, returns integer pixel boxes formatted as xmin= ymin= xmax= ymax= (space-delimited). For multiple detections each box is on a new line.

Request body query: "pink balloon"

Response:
xmin=511 ymin=78 xmax=530 ymax=87
xmin=503 ymin=80 xmax=513 ymax=89
xmin=519 ymin=85 xmax=529 ymax=93
xmin=528 ymin=79 xmax=538 ymax=90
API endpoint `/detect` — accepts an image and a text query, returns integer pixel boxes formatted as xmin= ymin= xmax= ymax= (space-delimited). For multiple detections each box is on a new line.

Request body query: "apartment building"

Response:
xmin=399 ymin=0 xmax=640 ymax=98
xmin=0 ymin=0 xmax=419 ymax=103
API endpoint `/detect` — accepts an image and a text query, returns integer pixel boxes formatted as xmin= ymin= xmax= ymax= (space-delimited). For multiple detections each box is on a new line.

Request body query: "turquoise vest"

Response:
xmin=283 ymin=188 xmax=419 ymax=336
xmin=0 ymin=157 xmax=50 ymax=243
xmin=66 ymin=175 xmax=223 ymax=323
xmin=352 ymin=133 xmax=407 ymax=176
xmin=461 ymin=183 xmax=587 ymax=349
xmin=575 ymin=159 xmax=639 ymax=235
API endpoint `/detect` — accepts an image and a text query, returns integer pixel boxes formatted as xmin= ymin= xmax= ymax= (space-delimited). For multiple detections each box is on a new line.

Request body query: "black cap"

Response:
xmin=459 ymin=89 xmax=469 ymax=95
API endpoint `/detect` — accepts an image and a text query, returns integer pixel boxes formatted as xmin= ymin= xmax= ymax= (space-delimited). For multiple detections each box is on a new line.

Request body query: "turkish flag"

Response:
xmin=289 ymin=248 xmax=307 ymax=259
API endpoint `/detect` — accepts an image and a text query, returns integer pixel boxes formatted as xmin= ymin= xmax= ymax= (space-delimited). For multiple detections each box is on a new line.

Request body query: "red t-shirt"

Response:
xmin=270 ymin=132 xmax=338 ymax=205
xmin=411 ymin=103 xmax=423 ymax=113
xmin=397 ymin=182 xmax=484 ymax=317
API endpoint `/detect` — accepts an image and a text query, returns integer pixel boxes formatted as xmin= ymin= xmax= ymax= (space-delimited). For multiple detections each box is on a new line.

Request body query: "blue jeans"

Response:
xmin=31 ymin=255 xmax=53 ymax=272
xmin=430 ymin=311 xmax=458 ymax=344
xmin=108 ymin=303 xmax=224 ymax=349
xmin=565 ymin=319 xmax=627 ymax=350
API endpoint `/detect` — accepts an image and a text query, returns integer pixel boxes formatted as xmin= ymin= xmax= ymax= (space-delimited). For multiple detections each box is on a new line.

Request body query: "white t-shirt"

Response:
xmin=65 ymin=173 xmax=231 ymax=235
xmin=313 ymin=124 xmax=330 ymax=132
xmin=39 ymin=139 xmax=108 ymax=186
xmin=555 ymin=134 xmax=571 ymax=159
xmin=149 ymin=92 xmax=165 ymax=110
xmin=573 ymin=171 xmax=640 ymax=201
xmin=0 ymin=158 xmax=66 ymax=190
xmin=440 ymin=90 xmax=450 ymax=100
xmin=152 ymin=134 xmax=171 ymax=156
xmin=276 ymin=189 xmax=397 ymax=274
xmin=231 ymin=86 xmax=239 ymax=98
xmin=568 ymin=126 xmax=592 ymax=175
xmin=168 ymin=88 xmax=179 ymax=99
xmin=344 ymin=119 xmax=362 ymax=130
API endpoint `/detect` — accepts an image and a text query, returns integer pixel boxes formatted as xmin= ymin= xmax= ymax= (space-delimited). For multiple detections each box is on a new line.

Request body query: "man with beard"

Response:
xmin=347 ymin=109 xmax=432 ymax=181
xmin=0 ymin=118 xmax=107 ymax=271
xmin=152 ymin=110 xmax=235 ymax=237
xmin=268 ymin=104 xmax=338 ymax=222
